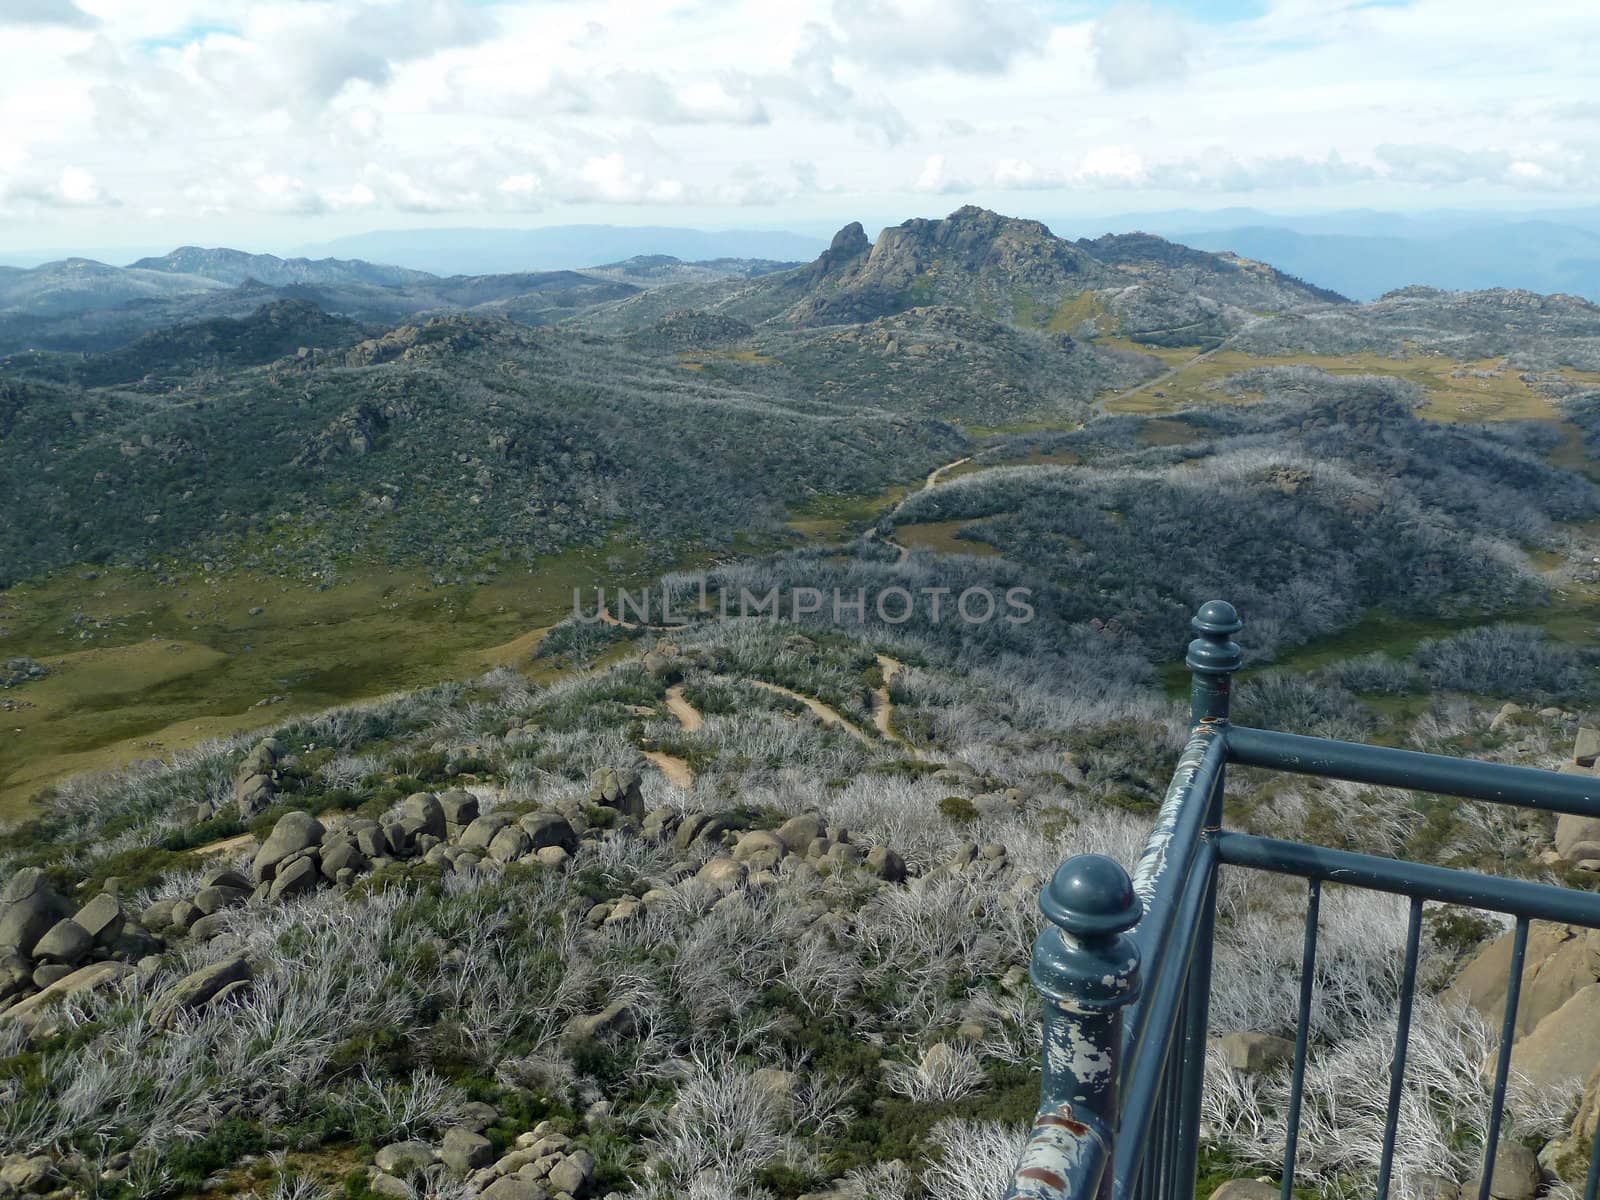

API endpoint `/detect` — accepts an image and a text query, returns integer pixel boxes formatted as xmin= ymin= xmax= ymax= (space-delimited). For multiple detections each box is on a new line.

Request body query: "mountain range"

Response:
xmin=293 ymin=223 xmax=829 ymax=276
xmin=0 ymin=206 xmax=1356 ymax=586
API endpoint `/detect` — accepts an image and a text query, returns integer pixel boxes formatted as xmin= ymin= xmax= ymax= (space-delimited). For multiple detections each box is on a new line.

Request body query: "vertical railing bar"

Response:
xmin=1280 ymin=878 xmax=1322 ymax=1200
xmin=1154 ymin=1045 xmax=1171 ymax=1200
xmin=1375 ymin=896 xmax=1426 ymax=1200
xmin=1476 ymin=918 xmax=1531 ymax=1200
xmin=1171 ymin=998 xmax=1184 ymax=1200
xmin=1115 ymin=840 xmax=1224 ymax=1199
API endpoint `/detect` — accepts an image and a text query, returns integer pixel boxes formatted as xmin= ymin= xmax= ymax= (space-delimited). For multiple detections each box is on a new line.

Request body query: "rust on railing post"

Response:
xmin=1006 ymin=854 xmax=1142 ymax=1200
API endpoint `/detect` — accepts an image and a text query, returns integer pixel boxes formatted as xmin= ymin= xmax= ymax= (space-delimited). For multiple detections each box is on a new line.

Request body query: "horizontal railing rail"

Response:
xmin=1216 ymin=830 xmax=1600 ymax=925
xmin=1006 ymin=600 xmax=1600 ymax=1200
xmin=1226 ymin=724 xmax=1600 ymax=815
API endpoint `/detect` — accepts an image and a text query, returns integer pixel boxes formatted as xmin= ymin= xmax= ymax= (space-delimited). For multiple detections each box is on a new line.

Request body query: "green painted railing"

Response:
xmin=1007 ymin=601 xmax=1600 ymax=1200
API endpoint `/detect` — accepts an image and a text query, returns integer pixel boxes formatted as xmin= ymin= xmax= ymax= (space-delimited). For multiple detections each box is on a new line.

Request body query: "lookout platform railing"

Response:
xmin=1006 ymin=601 xmax=1600 ymax=1200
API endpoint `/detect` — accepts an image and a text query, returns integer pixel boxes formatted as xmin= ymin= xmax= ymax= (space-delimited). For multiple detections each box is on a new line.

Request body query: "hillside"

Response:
xmin=0 ymin=261 xmax=644 ymax=357
xmin=0 ymin=259 xmax=226 ymax=319
xmin=570 ymin=207 xmax=1346 ymax=348
xmin=5 ymin=205 xmax=1600 ymax=814
xmin=1 ymin=564 xmax=1596 ymax=1199
xmin=4 ymin=299 xmax=373 ymax=388
xmin=0 ymin=314 xmax=967 ymax=587
xmin=129 ymin=247 xmax=438 ymax=289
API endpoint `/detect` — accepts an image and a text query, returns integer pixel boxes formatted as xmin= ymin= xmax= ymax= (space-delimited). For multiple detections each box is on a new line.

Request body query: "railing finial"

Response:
xmin=1187 ymin=599 xmax=1243 ymax=725
xmin=1008 ymin=855 xmax=1142 ymax=1200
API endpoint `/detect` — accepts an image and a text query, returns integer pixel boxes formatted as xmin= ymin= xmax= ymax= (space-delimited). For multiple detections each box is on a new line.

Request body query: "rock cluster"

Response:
xmin=234 ymin=737 xmax=283 ymax=818
xmin=1550 ymin=725 xmax=1600 ymax=870
xmin=1448 ymin=923 xmax=1600 ymax=1091
xmin=0 ymin=869 xmax=158 ymax=1028
xmin=368 ymin=1112 xmax=610 ymax=1200
xmin=153 ymin=769 xmax=661 ymax=942
xmin=586 ymin=768 xmax=644 ymax=819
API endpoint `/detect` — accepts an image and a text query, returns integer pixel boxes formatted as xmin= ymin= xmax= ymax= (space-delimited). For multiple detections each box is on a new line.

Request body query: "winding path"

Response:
xmin=1094 ymin=318 xmax=1266 ymax=416
xmin=643 ymin=750 xmax=693 ymax=790
xmin=642 ymin=683 xmax=703 ymax=790
xmin=664 ymin=684 xmax=703 ymax=732
xmin=872 ymin=654 xmax=905 ymax=744
xmin=873 ymin=452 xmax=983 ymax=564
xmin=747 ymin=679 xmax=874 ymax=744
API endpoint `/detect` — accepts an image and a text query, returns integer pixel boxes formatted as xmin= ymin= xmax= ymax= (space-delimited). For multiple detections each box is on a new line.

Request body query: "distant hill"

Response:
xmin=0 ymin=313 xmax=966 ymax=586
xmin=294 ymin=225 xmax=830 ymax=276
xmin=582 ymin=255 xmax=803 ymax=288
xmin=1148 ymin=221 xmax=1600 ymax=303
xmin=573 ymin=206 xmax=1347 ymax=343
xmin=5 ymin=299 xmax=371 ymax=387
xmin=129 ymin=246 xmax=437 ymax=288
xmin=0 ymin=258 xmax=225 ymax=318
xmin=0 ymin=266 xmax=642 ymax=356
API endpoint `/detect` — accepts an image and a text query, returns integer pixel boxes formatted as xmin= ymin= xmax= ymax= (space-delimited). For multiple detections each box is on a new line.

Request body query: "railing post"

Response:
xmin=1187 ymin=600 xmax=1243 ymax=726
xmin=1170 ymin=601 xmax=1243 ymax=1199
xmin=1008 ymin=854 xmax=1143 ymax=1200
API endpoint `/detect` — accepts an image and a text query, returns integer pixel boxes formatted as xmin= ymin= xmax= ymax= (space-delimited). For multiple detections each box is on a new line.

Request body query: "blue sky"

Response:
xmin=0 ymin=0 xmax=1595 ymax=253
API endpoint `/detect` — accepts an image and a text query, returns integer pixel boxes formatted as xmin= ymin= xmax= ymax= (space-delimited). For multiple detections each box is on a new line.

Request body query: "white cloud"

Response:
xmin=1090 ymin=1 xmax=1192 ymax=89
xmin=1 ymin=0 xmax=1597 ymax=247
xmin=830 ymin=0 xmax=1045 ymax=75
xmin=1375 ymin=142 xmax=1598 ymax=191
xmin=1 ymin=164 xmax=116 ymax=209
xmin=913 ymin=155 xmax=973 ymax=194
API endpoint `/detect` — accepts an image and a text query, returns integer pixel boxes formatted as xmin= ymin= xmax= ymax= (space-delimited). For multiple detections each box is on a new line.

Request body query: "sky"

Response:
xmin=0 ymin=0 xmax=1597 ymax=255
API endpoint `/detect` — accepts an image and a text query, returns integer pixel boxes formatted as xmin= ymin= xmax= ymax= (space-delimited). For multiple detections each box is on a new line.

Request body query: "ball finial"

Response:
xmin=1192 ymin=600 xmax=1242 ymax=638
xmin=1186 ymin=599 xmax=1244 ymax=683
xmin=1040 ymin=854 xmax=1141 ymax=940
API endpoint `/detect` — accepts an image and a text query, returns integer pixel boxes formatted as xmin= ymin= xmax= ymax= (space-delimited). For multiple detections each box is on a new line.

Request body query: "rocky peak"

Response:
xmin=829 ymin=222 xmax=870 ymax=257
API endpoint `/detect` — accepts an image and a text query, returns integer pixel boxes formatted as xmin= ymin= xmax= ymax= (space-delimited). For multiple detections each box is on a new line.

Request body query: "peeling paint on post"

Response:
xmin=1005 ymin=854 xmax=1141 ymax=1200
xmin=1130 ymin=722 xmax=1223 ymax=907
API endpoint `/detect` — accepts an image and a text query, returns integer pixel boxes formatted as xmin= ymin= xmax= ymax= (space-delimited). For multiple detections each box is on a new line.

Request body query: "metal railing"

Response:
xmin=1006 ymin=600 xmax=1600 ymax=1200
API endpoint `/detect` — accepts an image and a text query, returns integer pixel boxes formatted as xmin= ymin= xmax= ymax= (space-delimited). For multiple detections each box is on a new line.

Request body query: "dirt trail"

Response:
xmin=872 ymin=654 xmax=905 ymax=743
xmin=872 ymin=453 xmax=978 ymax=564
xmin=747 ymin=679 xmax=874 ymax=744
xmin=597 ymin=609 xmax=682 ymax=632
xmin=642 ymin=683 xmax=704 ymax=790
xmin=871 ymin=654 xmax=939 ymax=761
xmin=643 ymin=750 xmax=693 ymax=789
xmin=923 ymin=456 xmax=973 ymax=489
xmin=665 ymin=684 xmax=703 ymax=732
xmin=191 ymin=831 xmax=257 ymax=859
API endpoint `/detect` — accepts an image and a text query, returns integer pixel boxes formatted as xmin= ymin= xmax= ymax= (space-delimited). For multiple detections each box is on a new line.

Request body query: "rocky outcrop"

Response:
xmin=1215 ymin=1032 xmax=1295 ymax=1074
xmin=587 ymin=768 xmax=644 ymax=820
xmin=0 ymin=872 xmax=152 ymax=1034
xmin=251 ymin=811 xmax=326 ymax=883
xmin=0 ymin=868 xmax=70 ymax=958
xmin=1448 ymin=919 xmax=1600 ymax=1091
xmin=784 ymin=207 xmax=1108 ymax=327
xmin=234 ymin=737 xmax=283 ymax=818
xmin=1468 ymin=1140 xmax=1542 ymax=1200
xmin=1548 ymin=726 xmax=1600 ymax=868
xmin=150 ymin=955 xmax=252 ymax=1028
xmin=2 ymin=961 xmax=134 ymax=1036
xmin=366 ymin=1112 xmax=602 ymax=1200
